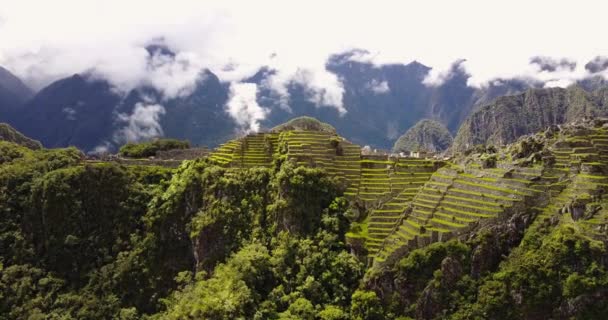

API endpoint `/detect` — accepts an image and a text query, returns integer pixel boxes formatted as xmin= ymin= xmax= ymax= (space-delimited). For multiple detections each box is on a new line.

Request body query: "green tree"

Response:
xmin=351 ymin=290 xmax=384 ymax=320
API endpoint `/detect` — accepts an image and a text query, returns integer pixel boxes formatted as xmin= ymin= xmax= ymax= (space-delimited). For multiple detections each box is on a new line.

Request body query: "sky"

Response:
xmin=1 ymin=0 xmax=607 ymax=134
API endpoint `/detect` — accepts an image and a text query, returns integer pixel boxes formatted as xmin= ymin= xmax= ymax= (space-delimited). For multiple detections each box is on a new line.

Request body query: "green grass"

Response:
xmin=431 ymin=217 xmax=466 ymax=228
xmin=447 ymin=188 xmax=519 ymax=201
xmin=443 ymin=194 xmax=502 ymax=206
xmin=434 ymin=211 xmax=476 ymax=223
xmin=440 ymin=200 xmax=502 ymax=213
xmin=454 ymin=179 xmax=529 ymax=196
xmin=439 ymin=206 xmax=496 ymax=218
xmin=373 ymin=209 xmax=405 ymax=214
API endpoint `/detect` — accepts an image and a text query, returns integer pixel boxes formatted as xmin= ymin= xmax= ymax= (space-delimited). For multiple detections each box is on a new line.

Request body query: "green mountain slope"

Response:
xmin=0 ymin=123 xmax=42 ymax=149
xmin=3 ymin=116 xmax=608 ymax=319
xmin=393 ymin=119 xmax=453 ymax=153
xmin=453 ymin=85 xmax=608 ymax=151
xmin=271 ymin=116 xmax=337 ymax=133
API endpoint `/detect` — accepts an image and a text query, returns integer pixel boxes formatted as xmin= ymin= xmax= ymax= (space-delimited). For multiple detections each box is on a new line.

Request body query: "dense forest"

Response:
xmin=0 ymin=139 xmax=365 ymax=319
xmin=2 ymin=118 xmax=608 ymax=319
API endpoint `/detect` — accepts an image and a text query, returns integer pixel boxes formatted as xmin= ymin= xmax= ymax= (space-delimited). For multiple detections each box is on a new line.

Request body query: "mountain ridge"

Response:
xmin=4 ymin=52 xmax=608 ymax=153
xmin=453 ymin=85 xmax=608 ymax=151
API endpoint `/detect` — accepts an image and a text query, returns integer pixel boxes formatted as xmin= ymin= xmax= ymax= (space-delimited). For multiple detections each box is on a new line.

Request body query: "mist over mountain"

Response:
xmin=2 ymin=47 xmax=608 ymax=152
xmin=251 ymin=52 xmax=543 ymax=148
xmin=11 ymin=74 xmax=121 ymax=150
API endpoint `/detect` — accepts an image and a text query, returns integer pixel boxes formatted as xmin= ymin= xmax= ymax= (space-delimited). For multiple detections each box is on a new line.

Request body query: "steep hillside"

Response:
xmin=10 ymin=70 xmax=235 ymax=152
xmin=158 ymin=70 xmax=236 ymax=147
xmin=12 ymin=74 xmax=122 ymax=151
xmin=0 ymin=66 xmax=33 ymax=122
xmin=3 ymin=116 xmax=608 ymax=319
xmin=393 ymin=119 xmax=453 ymax=153
xmin=208 ymin=120 xmax=447 ymax=259
xmin=257 ymin=52 xmax=529 ymax=149
xmin=453 ymin=85 xmax=608 ymax=151
xmin=117 ymin=70 xmax=237 ymax=148
xmin=0 ymin=123 xmax=42 ymax=149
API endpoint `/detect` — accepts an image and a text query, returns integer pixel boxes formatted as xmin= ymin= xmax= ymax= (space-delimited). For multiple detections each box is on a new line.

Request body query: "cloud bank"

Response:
xmin=226 ymin=83 xmax=268 ymax=133
xmin=115 ymin=102 xmax=166 ymax=143
xmin=1 ymin=0 xmax=608 ymax=130
xmin=366 ymin=79 xmax=390 ymax=94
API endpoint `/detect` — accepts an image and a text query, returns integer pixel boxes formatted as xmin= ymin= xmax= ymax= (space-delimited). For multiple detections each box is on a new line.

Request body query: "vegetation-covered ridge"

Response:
xmin=362 ymin=117 xmax=608 ymax=319
xmin=392 ymin=119 xmax=453 ymax=153
xmin=0 ymin=136 xmax=364 ymax=319
xmin=270 ymin=116 xmax=337 ymax=133
xmin=2 ymin=118 xmax=608 ymax=319
xmin=118 ymin=138 xmax=191 ymax=158
xmin=0 ymin=122 xmax=42 ymax=149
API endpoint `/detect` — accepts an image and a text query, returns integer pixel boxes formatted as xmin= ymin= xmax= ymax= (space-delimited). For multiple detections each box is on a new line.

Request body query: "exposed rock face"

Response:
xmin=558 ymin=289 xmax=608 ymax=318
xmin=440 ymin=256 xmax=463 ymax=287
xmin=416 ymin=257 xmax=463 ymax=319
xmin=192 ymin=223 xmax=225 ymax=272
xmin=453 ymin=85 xmax=608 ymax=151
xmin=470 ymin=211 xmax=533 ymax=278
xmin=392 ymin=119 xmax=453 ymax=153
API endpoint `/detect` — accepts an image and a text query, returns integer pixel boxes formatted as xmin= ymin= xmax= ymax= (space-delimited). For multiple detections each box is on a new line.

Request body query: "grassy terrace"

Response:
xmin=580 ymin=204 xmax=608 ymax=238
xmin=531 ymin=130 xmax=608 ymax=235
xmin=208 ymin=140 xmax=243 ymax=165
xmin=209 ymin=127 xmax=608 ymax=264
xmin=372 ymin=165 xmax=544 ymax=263
xmin=363 ymin=158 xmax=439 ymax=254
xmin=210 ymin=131 xmax=453 ymax=257
xmin=535 ymin=175 xmax=603 ymax=223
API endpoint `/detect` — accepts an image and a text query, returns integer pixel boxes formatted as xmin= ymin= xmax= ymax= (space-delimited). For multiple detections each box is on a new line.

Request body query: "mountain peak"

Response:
xmin=0 ymin=66 xmax=34 ymax=122
xmin=0 ymin=66 xmax=33 ymax=101
xmin=271 ymin=116 xmax=336 ymax=133
xmin=393 ymin=119 xmax=453 ymax=153
xmin=144 ymin=38 xmax=176 ymax=58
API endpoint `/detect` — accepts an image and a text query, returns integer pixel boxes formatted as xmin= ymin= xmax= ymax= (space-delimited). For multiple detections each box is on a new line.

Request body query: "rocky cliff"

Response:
xmin=453 ymin=85 xmax=608 ymax=151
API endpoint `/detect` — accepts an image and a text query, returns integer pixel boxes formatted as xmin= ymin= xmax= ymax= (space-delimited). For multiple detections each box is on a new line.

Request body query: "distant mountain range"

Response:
xmin=1 ymin=48 xmax=608 ymax=153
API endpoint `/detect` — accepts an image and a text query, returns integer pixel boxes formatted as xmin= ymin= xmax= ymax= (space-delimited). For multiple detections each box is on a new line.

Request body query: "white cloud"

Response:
xmin=141 ymin=50 xmax=206 ymax=99
xmin=291 ymin=68 xmax=346 ymax=114
xmin=62 ymin=107 xmax=76 ymax=120
xmin=0 ymin=0 xmax=607 ymax=105
xmin=115 ymin=102 xmax=166 ymax=143
xmin=544 ymin=78 xmax=575 ymax=88
xmin=225 ymin=83 xmax=269 ymax=133
xmin=91 ymin=143 xmax=111 ymax=155
xmin=366 ymin=79 xmax=390 ymax=94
